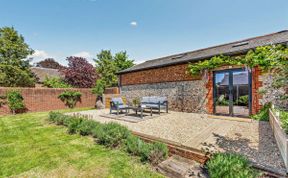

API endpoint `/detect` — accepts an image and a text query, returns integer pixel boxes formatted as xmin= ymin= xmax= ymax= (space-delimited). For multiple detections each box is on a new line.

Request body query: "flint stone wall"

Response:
xmin=120 ymin=80 xmax=208 ymax=113
xmin=259 ymin=73 xmax=287 ymax=109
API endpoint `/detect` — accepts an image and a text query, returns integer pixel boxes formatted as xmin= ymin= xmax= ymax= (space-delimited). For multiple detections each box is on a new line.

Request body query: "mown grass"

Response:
xmin=0 ymin=109 xmax=163 ymax=178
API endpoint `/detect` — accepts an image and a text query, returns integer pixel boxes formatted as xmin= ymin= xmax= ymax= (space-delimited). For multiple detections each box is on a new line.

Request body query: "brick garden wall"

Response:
xmin=0 ymin=88 xmax=96 ymax=115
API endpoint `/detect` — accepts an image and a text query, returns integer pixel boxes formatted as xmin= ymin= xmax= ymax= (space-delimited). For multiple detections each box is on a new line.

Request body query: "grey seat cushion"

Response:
xmin=145 ymin=104 xmax=160 ymax=108
xmin=118 ymin=105 xmax=128 ymax=109
xmin=141 ymin=96 xmax=167 ymax=105
xmin=111 ymin=97 xmax=124 ymax=105
xmin=141 ymin=97 xmax=150 ymax=104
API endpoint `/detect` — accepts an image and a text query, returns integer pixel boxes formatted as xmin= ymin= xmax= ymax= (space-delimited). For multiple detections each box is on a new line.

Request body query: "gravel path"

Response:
xmin=70 ymin=109 xmax=286 ymax=174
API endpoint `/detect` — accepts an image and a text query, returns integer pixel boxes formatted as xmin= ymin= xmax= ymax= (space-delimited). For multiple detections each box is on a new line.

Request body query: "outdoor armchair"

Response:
xmin=110 ymin=97 xmax=128 ymax=115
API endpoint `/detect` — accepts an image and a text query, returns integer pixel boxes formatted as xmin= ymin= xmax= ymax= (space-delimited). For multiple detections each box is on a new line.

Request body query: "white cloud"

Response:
xmin=30 ymin=50 xmax=49 ymax=59
xmin=72 ymin=51 xmax=92 ymax=59
xmin=28 ymin=50 xmax=53 ymax=63
xmin=130 ymin=21 xmax=137 ymax=27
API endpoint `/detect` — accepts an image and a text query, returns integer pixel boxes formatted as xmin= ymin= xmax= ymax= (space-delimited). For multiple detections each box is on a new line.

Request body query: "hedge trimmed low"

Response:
xmin=48 ymin=112 xmax=168 ymax=165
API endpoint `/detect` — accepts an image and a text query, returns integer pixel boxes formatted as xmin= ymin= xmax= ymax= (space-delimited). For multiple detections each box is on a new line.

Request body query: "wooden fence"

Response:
xmin=104 ymin=87 xmax=120 ymax=94
xmin=269 ymin=109 xmax=288 ymax=171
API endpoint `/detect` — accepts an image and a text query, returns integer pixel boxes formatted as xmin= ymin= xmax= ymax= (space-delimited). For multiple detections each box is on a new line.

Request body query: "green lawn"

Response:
xmin=0 ymin=109 xmax=163 ymax=178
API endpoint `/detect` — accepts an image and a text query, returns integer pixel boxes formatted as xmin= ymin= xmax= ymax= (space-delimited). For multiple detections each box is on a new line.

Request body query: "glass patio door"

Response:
xmin=213 ymin=69 xmax=251 ymax=117
xmin=214 ymin=71 xmax=231 ymax=115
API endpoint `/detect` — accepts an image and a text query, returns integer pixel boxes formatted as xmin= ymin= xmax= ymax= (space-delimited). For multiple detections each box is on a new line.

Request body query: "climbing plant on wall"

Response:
xmin=188 ymin=45 xmax=287 ymax=76
xmin=58 ymin=91 xmax=82 ymax=108
xmin=188 ymin=44 xmax=288 ymax=109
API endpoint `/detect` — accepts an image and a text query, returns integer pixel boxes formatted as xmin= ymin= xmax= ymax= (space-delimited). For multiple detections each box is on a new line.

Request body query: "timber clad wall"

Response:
xmin=0 ymin=88 xmax=96 ymax=115
xmin=120 ymin=63 xmax=200 ymax=86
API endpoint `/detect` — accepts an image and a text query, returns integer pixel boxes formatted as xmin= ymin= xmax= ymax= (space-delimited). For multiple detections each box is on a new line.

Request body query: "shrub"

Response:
xmin=62 ymin=115 xmax=74 ymax=127
xmin=251 ymin=103 xmax=271 ymax=121
xmin=58 ymin=91 xmax=82 ymax=108
xmin=97 ymin=122 xmax=130 ymax=148
xmin=67 ymin=117 xmax=83 ymax=134
xmin=43 ymin=77 xmax=71 ymax=88
xmin=127 ymin=139 xmax=168 ymax=165
xmin=217 ymin=98 xmax=229 ymax=106
xmin=278 ymin=110 xmax=288 ymax=134
xmin=48 ymin=111 xmax=62 ymax=123
xmin=206 ymin=153 xmax=258 ymax=178
xmin=147 ymin=142 xmax=169 ymax=165
xmin=48 ymin=112 xmax=75 ymax=126
xmin=125 ymin=135 xmax=146 ymax=156
xmin=91 ymin=124 xmax=104 ymax=139
xmin=47 ymin=112 xmax=169 ymax=167
xmin=6 ymin=90 xmax=25 ymax=114
xmin=138 ymin=143 xmax=153 ymax=162
xmin=78 ymin=119 xmax=100 ymax=136
xmin=235 ymin=95 xmax=249 ymax=106
xmin=0 ymin=95 xmax=7 ymax=107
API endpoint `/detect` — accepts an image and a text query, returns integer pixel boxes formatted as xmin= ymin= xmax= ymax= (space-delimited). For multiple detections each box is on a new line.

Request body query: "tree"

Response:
xmin=94 ymin=50 xmax=134 ymax=90
xmin=114 ymin=51 xmax=134 ymax=71
xmin=61 ymin=56 xmax=98 ymax=88
xmin=36 ymin=58 xmax=63 ymax=69
xmin=0 ymin=27 xmax=35 ymax=87
xmin=0 ymin=27 xmax=33 ymax=69
xmin=0 ymin=65 xmax=35 ymax=87
xmin=95 ymin=50 xmax=118 ymax=88
xmin=43 ymin=77 xmax=72 ymax=88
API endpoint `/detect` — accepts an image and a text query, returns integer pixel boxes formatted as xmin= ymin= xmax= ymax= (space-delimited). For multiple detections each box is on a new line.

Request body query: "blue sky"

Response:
xmin=1 ymin=0 xmax=287 ymax=65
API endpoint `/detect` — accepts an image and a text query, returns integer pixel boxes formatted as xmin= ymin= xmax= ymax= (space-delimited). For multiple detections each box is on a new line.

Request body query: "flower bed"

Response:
xmin=48 ymin=112 xmax=168 ymax=166
xmin=269 ymin=109 xmax=288 ymax=172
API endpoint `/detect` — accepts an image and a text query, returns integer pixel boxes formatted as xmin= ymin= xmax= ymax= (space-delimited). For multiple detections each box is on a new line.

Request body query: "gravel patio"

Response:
xmin=69 ymin=109 xmax=286 ymax=174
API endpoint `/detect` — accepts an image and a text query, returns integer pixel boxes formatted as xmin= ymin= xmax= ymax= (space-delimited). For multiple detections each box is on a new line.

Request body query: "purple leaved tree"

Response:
xmin=61 ymin=56 xmax=98 ymax=88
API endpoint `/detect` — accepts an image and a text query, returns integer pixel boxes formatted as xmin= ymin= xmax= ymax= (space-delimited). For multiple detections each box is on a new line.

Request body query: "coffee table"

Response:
xmin=125 ymin=105 xmax=152 ymax=119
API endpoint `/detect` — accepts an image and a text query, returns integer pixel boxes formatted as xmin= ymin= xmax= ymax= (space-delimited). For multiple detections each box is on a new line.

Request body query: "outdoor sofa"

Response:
xmin=141 ymin=96 xmax=168 ymax=114
xmin=110 ymin=97 xmax=128 ymax=115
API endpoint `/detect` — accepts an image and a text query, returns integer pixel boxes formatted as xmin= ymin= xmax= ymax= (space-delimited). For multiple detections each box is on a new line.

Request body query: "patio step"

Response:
xmin=157 ymin=155 xmax=208 ymax=178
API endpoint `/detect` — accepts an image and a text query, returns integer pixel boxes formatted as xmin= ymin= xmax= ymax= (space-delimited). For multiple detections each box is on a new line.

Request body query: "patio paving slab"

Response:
xmin=69 ymin=109 xmax=286 ymax=174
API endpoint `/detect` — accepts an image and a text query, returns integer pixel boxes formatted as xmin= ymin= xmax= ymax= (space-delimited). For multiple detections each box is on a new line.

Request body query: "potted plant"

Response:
xmin=132 ymin=98 xmax=140 ymax=107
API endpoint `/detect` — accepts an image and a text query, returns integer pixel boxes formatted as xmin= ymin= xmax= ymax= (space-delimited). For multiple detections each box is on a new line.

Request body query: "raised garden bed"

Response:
xmin=269 ymin=109 xmax=288 ymax=173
